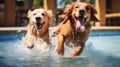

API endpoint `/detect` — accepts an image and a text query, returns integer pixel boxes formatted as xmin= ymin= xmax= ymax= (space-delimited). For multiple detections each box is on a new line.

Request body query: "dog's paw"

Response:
xmin=26 ymin=43 xmax=34 ymax=49
xmin=69 ymin=51 xmax=76 ymax=57
xmin=56 ymin=48 xmax=64 ymax=55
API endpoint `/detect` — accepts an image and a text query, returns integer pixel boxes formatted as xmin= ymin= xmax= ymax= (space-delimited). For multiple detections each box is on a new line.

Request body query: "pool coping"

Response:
xmin=91 ymin=26 xmax=120 ymax=31
xmin=0 ymin=26 xmax=120 ymax=31
xmin=0 ymin=27 xmax=26 ymax=31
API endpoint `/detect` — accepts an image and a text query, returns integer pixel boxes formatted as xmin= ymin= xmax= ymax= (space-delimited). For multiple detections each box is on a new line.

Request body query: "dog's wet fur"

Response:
xmin=22 ymin=2 xmax=99 ymax=56
xmin=22 ymin=8 xmax=53 ymax=52
xmin=54 ymin=2 xmax=99 ymax=56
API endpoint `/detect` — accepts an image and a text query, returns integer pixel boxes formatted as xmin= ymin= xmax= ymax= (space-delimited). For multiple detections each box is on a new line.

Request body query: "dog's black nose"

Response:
xmin=79 ymin=10 xmax=85 ymax=16
xmin=36 ymin=17 xmax=41 ymax=22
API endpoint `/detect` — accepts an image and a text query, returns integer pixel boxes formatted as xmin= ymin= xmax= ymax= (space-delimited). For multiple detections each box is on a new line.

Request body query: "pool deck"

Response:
xmin=0 ymin=26 xmax=120 ymax=31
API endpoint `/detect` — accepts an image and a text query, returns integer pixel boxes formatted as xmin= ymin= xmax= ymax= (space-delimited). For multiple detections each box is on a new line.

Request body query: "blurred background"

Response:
xmin=0 ymin=0 xmax=120 ymax=27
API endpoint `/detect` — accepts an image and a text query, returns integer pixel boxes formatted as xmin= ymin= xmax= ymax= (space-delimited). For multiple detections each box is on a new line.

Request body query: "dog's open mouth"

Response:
xmin=36 ymin=22 xmax=45 ymax=29
xmin=75 ymin=16 xmax=86 ymax=32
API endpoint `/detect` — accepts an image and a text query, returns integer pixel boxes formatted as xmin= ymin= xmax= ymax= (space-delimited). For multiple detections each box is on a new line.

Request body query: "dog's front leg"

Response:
xmin=22 ymin=35 xmax=34 ymax=48
xmin=56 ymin=34 xmax=65 ymax=55
xmin=26 ymin=37 xmax=34 ymax=48
xmin=70 ymin=43 xmax=85 ymax=56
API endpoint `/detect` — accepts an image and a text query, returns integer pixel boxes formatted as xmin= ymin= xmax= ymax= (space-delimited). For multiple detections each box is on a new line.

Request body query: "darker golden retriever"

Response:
xmin=54 ymin=2 xmax=99 ymax=56
xmin=22 ymin=8 xmax=53 ymax=52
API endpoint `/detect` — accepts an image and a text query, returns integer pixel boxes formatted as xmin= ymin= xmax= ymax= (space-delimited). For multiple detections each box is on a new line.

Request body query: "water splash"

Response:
xmin=0 ymin=29 xmax=120 ymax=67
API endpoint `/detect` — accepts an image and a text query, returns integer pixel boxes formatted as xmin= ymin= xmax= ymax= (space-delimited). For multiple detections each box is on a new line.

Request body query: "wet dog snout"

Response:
xmin=79 ymin=10 xmax=85 ymax=16
xmin=36 ymin=17 xmax=41 ymax=22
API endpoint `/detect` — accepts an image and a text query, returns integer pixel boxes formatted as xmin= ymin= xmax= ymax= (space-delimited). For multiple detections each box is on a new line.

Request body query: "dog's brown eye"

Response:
xmin=33 ymin=14 xmax=36 ymax=15
xmin=75 ymin=6 xmax=79 ymax=8
xmin=42 ymin=13 xmax=45 ymax=16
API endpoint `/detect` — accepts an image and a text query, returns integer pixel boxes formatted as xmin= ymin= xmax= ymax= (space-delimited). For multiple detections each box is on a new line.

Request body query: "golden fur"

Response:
xmin=22 ymin=8 xmax=53 ymax=52
xmin=54 ymin=2 xmax=99 ymax=56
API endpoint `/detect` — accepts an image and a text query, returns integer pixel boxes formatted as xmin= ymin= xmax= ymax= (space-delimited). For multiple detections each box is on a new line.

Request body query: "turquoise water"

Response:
xmin=0 ymin=31 xmax=120 ymax=67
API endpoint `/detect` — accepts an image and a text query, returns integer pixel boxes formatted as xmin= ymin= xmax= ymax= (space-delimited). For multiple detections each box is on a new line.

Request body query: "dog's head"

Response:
xmin=63 ymin=2 xmax=99 ymax=32
xmin=28 ymin=8 xmax=53 ymax=29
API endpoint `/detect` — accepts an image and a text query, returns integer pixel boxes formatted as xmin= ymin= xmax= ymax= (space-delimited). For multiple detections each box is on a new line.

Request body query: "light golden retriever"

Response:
xmin=54 ymin=2 xmax=99 ymax=56
xmin=22 ymin=8 xmax=53 ymax=52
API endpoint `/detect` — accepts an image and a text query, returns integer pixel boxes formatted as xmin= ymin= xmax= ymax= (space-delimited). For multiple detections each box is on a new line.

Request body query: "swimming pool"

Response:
xmin=0 ymin=29 xmax=120 ymax=67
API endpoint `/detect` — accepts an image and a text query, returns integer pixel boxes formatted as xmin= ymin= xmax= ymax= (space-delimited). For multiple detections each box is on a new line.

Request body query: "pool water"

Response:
xmin=0 ymin=31 xmax=120 ymax=67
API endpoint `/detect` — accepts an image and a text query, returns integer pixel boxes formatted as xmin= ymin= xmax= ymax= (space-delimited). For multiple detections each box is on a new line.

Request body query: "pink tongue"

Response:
xmin=76 ymin=20 xmax=85 ymax=32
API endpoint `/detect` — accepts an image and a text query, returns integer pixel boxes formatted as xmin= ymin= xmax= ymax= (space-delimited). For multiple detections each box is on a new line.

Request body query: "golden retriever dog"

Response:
xmin=54 ymin=2 xmax=99 ymax=56
xmin=22 ymin=8 xmax=53 ymax=52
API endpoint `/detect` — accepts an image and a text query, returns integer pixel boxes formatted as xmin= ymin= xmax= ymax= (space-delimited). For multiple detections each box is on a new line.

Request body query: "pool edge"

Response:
xmin=0 ymin=26 xmax=120 ymax=31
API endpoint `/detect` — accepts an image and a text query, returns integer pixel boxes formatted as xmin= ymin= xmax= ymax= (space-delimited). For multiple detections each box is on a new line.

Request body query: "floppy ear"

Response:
xmin=62 ymin=2 xmax=77 ymax=24
xmin=46 ymin=10 xmax=54 ymax=26
xmin=88 ymin=4 xmax=100 ymax=22
xmin=27 ymin=10 xmax=32 ymax=18
xmin=88 ymin=3 xmax=97 ymax=14
xmin=46 ymin=10 xmax=53 ymax=18
xmin=65 ymin=2 xmax=78 ymax=15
